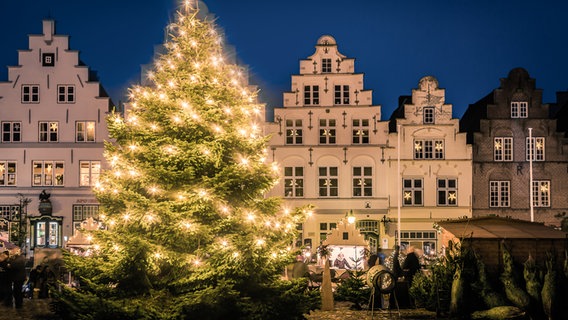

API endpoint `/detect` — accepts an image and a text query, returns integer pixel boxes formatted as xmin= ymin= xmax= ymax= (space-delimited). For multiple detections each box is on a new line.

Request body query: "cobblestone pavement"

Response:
xmin=0 ymin=299 xmax=59 ymax=320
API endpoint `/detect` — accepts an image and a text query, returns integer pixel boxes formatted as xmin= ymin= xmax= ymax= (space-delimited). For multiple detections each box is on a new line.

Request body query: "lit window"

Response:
xmin=285 ymin=119 xmax=303 ymax=144
xmin=353 ymin=166 xmax=372 ymax=197
xmin=352 ymin=119 xmax=369 ymax=144
xmin=494 ymin=137 xmax=513 ymax=161
xmin=403 ymin=178 xmax=423 ymax=206
xmin=414 ymin=139 xmax=444 ymax=159
xmin=57 ymin=85 xmax=75 ymax=103
xmin=33 ymin=161 xmax=64 ymax=186
xmin=0 ymin=161 xmax=16 ymax=186
xmin=489 ymin=181 xmax=510 ymax=207
xmin=22 ymin=85 xmax=39 ymax=103
xmin=79 ymin=161 xmax=101 ymax=186
xmin=72 ymin=204 xmax=100 ymax=235
xmin=76 ymin=121 xmax=96 ymax=142
xmin=39 ymin=122 xmax=58 ymax=142
xmin=319 ymin=119 xmax=336 ymax=144
xmin=2 ymin=122 xmax=21 ymax=142
xmin=318 ymin=166 xmax=338 ymax=197
xmin=532 ymin=180 xmax=550 ymax=207
xmin=437 ymin=178 xmax=457 ymax=206
xmin=526 ymin=137 xmax=545 ymax=161
xmin=284 ymin=167 xmax=304 ymax=197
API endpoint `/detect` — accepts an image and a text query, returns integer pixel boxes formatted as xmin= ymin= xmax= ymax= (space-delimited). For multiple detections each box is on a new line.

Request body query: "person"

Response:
xmin=333 ymin=252 xmax=351 ymax=269
xmin=38 ymin=264 xmax=55 ymax=299
xmin=291 ymin=255 xmax=309 ymax=279
xmin=402 ymin=246 xmax=421 ymax=285
xmin=7 ymin=248 xmax=26 ymax=308
xmin=28 ymin=265 xmax=42 ymax=299
xmin=0 ymin=251 xmax=9 ymax=305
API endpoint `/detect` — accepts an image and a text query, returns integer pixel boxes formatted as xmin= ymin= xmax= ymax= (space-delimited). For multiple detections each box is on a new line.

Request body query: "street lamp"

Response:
xmin=346 ymin=210 xmax=356 ymax=224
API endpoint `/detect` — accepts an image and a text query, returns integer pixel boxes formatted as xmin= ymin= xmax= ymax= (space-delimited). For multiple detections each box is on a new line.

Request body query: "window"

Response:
xmin=532 ymin=180 xmax=550 ymax=207
xmin=423 ymin=107 xmax=435 ymax=124
xmin=489 ymin=181 xmax=510 ymax=207
xmin=57 ymin=85 xmax=75 ymax=103
xmin=319 ymin=119 xmax=336 ymax=144
xmin=33 ymin=161 xmax=64 ymax=186
xmin=79 ymin=161 xmax=101 ymax=186
xmin=403 ymin=178 xmax=423 ymax=206
xmin=318 ymin=166 xmax=338 ymax=197
xmin=526 ymin=137 xmax=545 ymax=161
xmin=352 ymin=119 xmax=369 ymax=144
xmin=39 ymin=122 xmax=59 ymax=142
xmin=334 ymin=85 xmax=350 ymax=105
xmin=72 ymin=204 xmax=100 ymax=234
xmin=353 ymin=166 xmax=372 ymax=197
xmin=76 ymin=121 xmax=96 ymax=142
xmin=285 ymin=119 xmax=303 ymax=144
xmin=284 ymin=167 xmax=304 ymax=197
xmin=2 ymin=122 xmax=21 ymax=142
xmin=304 ymin=85 xmax=319 ymax=105
xmin=0 ymin=205 xmax=19 ymax=220
xmin=437 ymin=178 xmax=457 ymax=206
xmin=321 ymin=58 xmax=332 ymax=73
xmin=494 ymin=137 xmax=513 ymax=161
xmin=42 ymin=53 xmax=55 ymax=67
xmin=414 ymin=139 xmax=444 ymax=159
xmin=22 ymin=85 xmax=39 ymax=103
xmin=0 ymin=161 xmax=16 ymax=186
xmin=511 ymin=101 xmax=528 ymax=118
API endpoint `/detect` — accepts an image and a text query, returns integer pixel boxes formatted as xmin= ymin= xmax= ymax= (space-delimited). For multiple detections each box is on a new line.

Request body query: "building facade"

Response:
xmin=0 ymin=20 xmax=112 ymax=254
xmin=460 ymin=68 xmax=568 ymax=227
xmin=385 ymin=76 xmax=472 ymax=255
xmin=265 ymin=35 xmax=388 ymax=254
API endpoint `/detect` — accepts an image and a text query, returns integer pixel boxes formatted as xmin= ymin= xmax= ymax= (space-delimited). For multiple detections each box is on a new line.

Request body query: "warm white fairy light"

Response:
xmin=220 ymin=206 xmax=230 ymax=214
xmin=128 ymin=169 xmax=138 ymax=177
xmin=173 ymin=115 xmax=182 ymax=123
xmin=240 ymin=157 xmax=249 ymax=166
xmin=182 ymin=221 xmax=192 ymax=230
xmin=232 ymin=252 xmax=240 ymax=258
xmin=123 ymin=213 xmax=131 ymax=221
xmin=114 ymin=171 xmax=122 ymax=178
xmin=159 ymin=93 xmax=167 ymax=100
xmin=256 ymin=239 xmax=265 ymax=247
xmin=246 ymin=212 xmax=255 ymax=222
xmin=168 ymin=80 xmax=176 ymax=88
xmin=129 ymin=145 xmax=137 ymax=151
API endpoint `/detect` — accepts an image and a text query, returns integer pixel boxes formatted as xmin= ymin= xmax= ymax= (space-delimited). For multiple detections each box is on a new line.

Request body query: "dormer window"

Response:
xmin=322 ymin=58 xmax=332 ymax=73
xmin=511 ymin=101 xmax=528 ymax=118
xmin=42 ymin=53 xmax=55 ymax=67
xmin=423 ymin=107 xmax=434 ymax=124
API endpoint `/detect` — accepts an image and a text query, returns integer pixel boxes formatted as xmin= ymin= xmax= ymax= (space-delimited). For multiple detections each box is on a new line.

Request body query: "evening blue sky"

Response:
xmin=1 ymin=0 xmax=567 ymax=119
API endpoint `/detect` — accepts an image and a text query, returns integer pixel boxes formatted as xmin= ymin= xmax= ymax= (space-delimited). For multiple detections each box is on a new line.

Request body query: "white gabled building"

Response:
xmin=0 ymin=20 xmax=112 ymax=255
xmin=385 ymin=76 xmax=472 ymax=256
xmin=265 ymin=35 xmax=389 ymax=254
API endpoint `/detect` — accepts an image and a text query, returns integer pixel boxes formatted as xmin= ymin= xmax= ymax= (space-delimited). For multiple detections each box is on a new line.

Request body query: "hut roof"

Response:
xmin=437 ymin=216 xmax=567 ymax=240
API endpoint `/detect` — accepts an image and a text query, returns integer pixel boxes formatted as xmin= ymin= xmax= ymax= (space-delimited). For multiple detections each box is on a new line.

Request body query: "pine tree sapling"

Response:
xmin=54 ymin=3 xmax=309 ymax=319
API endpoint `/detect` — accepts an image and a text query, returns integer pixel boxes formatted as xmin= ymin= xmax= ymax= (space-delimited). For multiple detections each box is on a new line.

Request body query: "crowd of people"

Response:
xmin=0 ymin=247 xmax=55 ymax=309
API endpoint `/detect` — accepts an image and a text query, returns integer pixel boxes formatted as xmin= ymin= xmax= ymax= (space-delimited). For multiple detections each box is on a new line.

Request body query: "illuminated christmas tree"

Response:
xmin=53 ymin=2 xmax=314 ymax=319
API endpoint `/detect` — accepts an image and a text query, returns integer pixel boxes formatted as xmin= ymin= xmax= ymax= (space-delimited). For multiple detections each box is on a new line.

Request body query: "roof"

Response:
xmin=437 ymin=216 xmax=567 ymax=240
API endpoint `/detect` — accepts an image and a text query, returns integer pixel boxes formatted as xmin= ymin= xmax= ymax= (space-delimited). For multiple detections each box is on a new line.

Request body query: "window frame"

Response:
xmin=526 ymin=137 xmax=545 ymax=161
xmin=0 ymin=161 xmax=17 ymax=186
xmin=284 ymin=166 xmax=304 ymax=197
xmin=1 ymin=121 xmax=21 ymax=143
xmin=532 ymin=180 xmax=550 ymax=207
xmin=318 ymin=166 xmax=338 ymax=197
xmin=414 ymin=139 xmax=444 ymax=159
xmin=403 ymin=178 xmax=423 ymax=206
xmin=32 ymin=160 xmax=65 ymax=186
xmin=437 ymin=178 xmax=457 ymax=206
xmin=57 ymin=85 xmax=75 ymax=104
xmin=21 ymin=85 xmax=40 ymax=103
xmin=423 ymin=107 xmax=435 ymax=124
xmin=352 ymin=119 xmax=370 ymax=144
xmin=489 ymin=180 xmax=510 ymax=207
xmin=76 ymin=121 xmax=96 ymax=142
xmin=285 ymin=119 xmax=303 ymax=145
xmin=319 ymin=118 xmax=336 ymax=144
xmin=511 ymin=101 xmax=528 ymax=118
xmin=334 ymin=85 xmax=350 ymax=105
xmin=79 ymin=160 xmax=101 ymax=187
xmin=352 ymin=166 xmax=373 ymax=197
xmin=304 ymin=85 xmax=320 ymax=105
xmin=39 ymin=121 xmax=59 ymax=142
xmin=494 ymin=137 xmax=513 ymax=161
xmin=321 ymin=58 xmax=332 ymax=73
